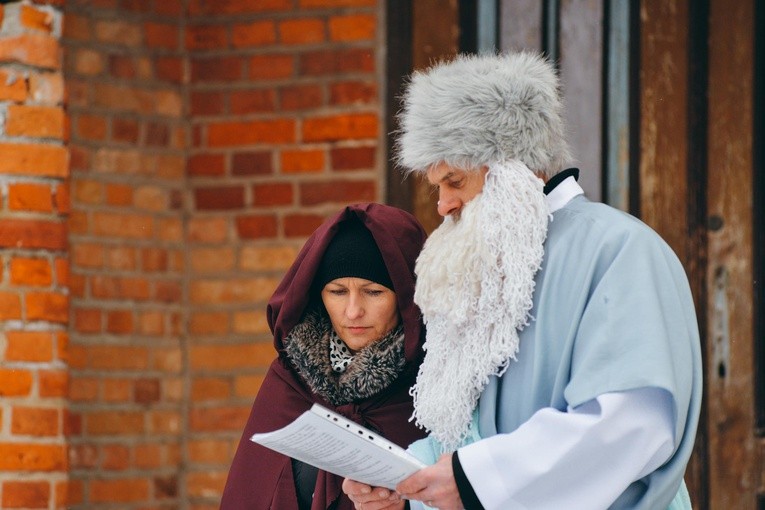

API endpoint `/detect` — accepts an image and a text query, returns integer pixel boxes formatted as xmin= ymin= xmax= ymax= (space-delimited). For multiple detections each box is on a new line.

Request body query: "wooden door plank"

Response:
xmin=707 ymin=0 xmax=757 ymax=507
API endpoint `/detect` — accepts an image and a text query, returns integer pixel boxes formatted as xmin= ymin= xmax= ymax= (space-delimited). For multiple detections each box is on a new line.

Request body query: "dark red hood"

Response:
xmin=221 ymin=203 xmax=427 ymax=510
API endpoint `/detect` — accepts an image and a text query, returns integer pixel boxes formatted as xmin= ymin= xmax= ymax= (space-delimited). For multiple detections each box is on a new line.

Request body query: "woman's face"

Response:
xmin=321 ymin=277 xmax=399 ymax=352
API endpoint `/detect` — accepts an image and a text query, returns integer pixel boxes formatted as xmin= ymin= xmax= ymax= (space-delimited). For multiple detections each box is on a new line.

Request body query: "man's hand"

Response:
xmin=342 ymin=478 xmax=405 ymax=510
xmin=396 ymin=454 xmax=463 ymax=510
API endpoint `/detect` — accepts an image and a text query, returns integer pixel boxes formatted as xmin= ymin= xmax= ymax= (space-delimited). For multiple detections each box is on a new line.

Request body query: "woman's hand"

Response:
xmin=342 ymin=478 xmax=405 ymax=510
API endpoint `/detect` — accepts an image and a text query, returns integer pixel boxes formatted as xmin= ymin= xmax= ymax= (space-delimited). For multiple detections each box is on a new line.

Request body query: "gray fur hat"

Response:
xmin=396 ymin=51 xmax=571 ymax=177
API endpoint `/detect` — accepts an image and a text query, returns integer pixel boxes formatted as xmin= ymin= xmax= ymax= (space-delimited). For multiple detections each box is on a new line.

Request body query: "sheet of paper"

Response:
xmin=250 ymin=404 xmax=426 ymax=489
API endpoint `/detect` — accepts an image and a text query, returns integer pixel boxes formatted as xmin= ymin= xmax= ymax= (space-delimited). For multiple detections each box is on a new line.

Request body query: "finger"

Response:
xmin=343 ymin=478 xmax=373 ymax=496
xmin=396 ymin=470 xmax=430 ymax=495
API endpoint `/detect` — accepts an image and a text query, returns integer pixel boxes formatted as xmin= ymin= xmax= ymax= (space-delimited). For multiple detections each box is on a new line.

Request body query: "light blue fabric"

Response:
xmin=475 ymin=195 xmax=702 ymax=509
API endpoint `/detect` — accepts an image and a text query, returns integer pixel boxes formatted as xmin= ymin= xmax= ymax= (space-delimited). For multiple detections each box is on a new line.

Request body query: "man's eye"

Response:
xmin=448 ymin=180 xmax=464 ymax=188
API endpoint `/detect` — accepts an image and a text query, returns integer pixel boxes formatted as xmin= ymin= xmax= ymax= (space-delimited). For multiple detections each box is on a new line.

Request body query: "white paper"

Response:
xmin=250 ymin=403 xmax=426 ymax=489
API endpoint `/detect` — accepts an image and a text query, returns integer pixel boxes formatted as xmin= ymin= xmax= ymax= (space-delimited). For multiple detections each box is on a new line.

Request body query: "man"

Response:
xmin=343 ymin=51 xmax=702 ymax=509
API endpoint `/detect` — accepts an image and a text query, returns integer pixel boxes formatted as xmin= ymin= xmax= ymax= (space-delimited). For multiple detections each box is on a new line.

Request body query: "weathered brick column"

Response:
xmin=0 ymin=2 xmax=70 ymax=508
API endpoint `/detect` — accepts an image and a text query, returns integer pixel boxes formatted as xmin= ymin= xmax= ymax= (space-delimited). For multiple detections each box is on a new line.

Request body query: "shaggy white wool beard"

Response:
xmin=410 ymin=160 xmax=550 ymax=452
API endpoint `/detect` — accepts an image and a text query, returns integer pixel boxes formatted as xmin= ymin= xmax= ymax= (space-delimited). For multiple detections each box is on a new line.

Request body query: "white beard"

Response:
xmin=410 ymin=160 xmax=550 ymax=452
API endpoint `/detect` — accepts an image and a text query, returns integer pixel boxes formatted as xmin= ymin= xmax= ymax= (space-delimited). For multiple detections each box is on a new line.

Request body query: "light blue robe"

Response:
xmin=470 ymin=194 xmax=702 ymax=508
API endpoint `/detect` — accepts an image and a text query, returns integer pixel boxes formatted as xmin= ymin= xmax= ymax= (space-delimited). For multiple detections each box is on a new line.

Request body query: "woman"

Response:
xmin=221 ymin=203 xmax=428 ymax=510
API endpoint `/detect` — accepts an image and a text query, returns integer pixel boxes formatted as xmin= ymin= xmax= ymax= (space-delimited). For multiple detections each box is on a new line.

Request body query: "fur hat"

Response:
xmin=396 ymin=51 xmax=571 ymax=177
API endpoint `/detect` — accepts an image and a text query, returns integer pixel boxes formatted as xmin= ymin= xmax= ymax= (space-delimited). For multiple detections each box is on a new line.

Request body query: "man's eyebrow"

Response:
xmin=430 ymin=171 xmax=455 ymax=185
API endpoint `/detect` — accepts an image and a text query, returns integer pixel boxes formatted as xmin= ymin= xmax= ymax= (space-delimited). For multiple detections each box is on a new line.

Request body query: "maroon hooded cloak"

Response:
xmin=220 ymin=203 xmax=428 ymax=510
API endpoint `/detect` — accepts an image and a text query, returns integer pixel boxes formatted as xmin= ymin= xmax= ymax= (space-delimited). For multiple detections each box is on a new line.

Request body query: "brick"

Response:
xmin=253 ymin=183 xmax=293 ymax=206
xmin=329 ymin=14 xmax=376 ymax=41
xmin=232 ymin=21 xmax=276 ymax=47
xmin=0 ymin=219 xmax=66 ymax=250
xmin=0 ymin=69 xmax=28 ymax=102
xmin=2 ymin=480 xmax=50 ymax=508
xmin=101 ymin=444 xmax=130 ymax=469
xmin=5 ymin=331 xmax=53 ymax=362
xmin=189 ymin=277 xmax=281 ymax=304
xmin=330 ymin=80 xmax=377 ymax=105
xmin=0 ymin=443 xmax=65 ymax=471
xmin=105 ymin=183 xmax=133 ymax=206
xmin=186 ymin=24 xmax=228 ymax=50
xmin=155 ymin=56 xmax=183 ymax=84
xmin=0 ymin=34 xmax=60 ymax=69
xmin=134 ymin=185 xmax=167 ymax=211
xmin=0 ymin=369 xmax=32 ymax=396
xmin=232 ymin=151 xmax=272 ymax=176
xmin=94 ymin=20 xmax=141 ymax=46
xmin=104 ymin=246 xmax=138 ymax=271
xmin=11 ymin=257 xmax=52 ymax=286
xmin=112 ymin=118 xmax=139 ymax=143
xmin=89 ymin=345 xmax=149 ymax=370
xmin=303 ymin=113 xmax=378 ymax=141
xmin=103 ymin=378 xmax=132 ymax=401
xmin=72 ymin=243 xmax=104 ymax=268
xmin=279 ymin=18 xmax=325 ymax=45
xmin=55 ymin=331 xmax=68 ymax=361
xmin=135 ymin=379 xmax=160 ymax=404
xmin=107 ymin=310 xmax=133 ymax=334
xmin=56 ymin=479 xmax=83 ymax=507
xmin=135 ymin=444 xmax=162 ymax=469
xmin=194 ymin=186 xmax=245 ymax=210
xmin=153 ymin=347 xmax=182 ymax=373
xmin=190 ymin=248 xmax=235 ymax=273
xmin=189 ymin=405 xmax=251 ymax=432
xmin=89 ymin=478 xmax=149 ymax=503
xmin=230 ymin=89 xmax=276 ymax=114
xmin=188 ymin=153 xmax=225 ymax=177
xmin=92 ymin=212 xmax=153 ymax=239
xmin=26 ymin=291 xmax=68 ymax=323
xmin=87 ymin=411 xmax=144 ymax=436
xmin=144 ymin=22 xmax=178 ymax=49
xmin=155 ymin=0 xmax=183 ymax=15
xmin=0 ymin=293 xmax=22 ymax=323
xmin=63 ymin=13 xmax=90 ymax=41
xmin=154 ymin=474 xmax=178 ymax=498
xmin=21 ymin=4 xmax=55 ymax=33
xmin=331 ymin=146 xmax=375 ymax=170
xmin=188 ymin=439 xmax=232 ymax=464
xmin=142 ymin=248 xmax=169 ymax=272
xmin=281 ymin=148 xmax=325 ymax=173
xmin=207 ymin=119 xmax=295 ymax=147
xmin=39 ymin=370 xmax=67 ymax=397
xmin=191 ymin=56 xmax=243 ymax=82
xmin=138 ymin=310 xmax=165 ymax=336
xmin=186 ymin=470 xmax=227 ymax=499
xmin=239 ymin=245 xmax=299 ymax=271
xmin=249 ymin=54 xmax=294 ymax=80
xmin=235 ymin=215 xmax=278 ymax=239
xmin=90 ymin=275 xmax=151 ymax=301
xmin=53 ymin=183 xmax=69 ymax=214
xmin=188 ymin=0 xmax=291 ymax=15
xmin=109 ymin=54 xmax=137 ymax=79
xmin=0 ymin=143 xmax=68 ymax=177
xmin=12 ymin=407 xmax=59 ymax=436
xmin=69 ymin=377 xmax=99 ymax=402
xmin=190 ymin=90 xmax=225 ymax=115
xmin=155 ymin=281 xmax=182 ymax=303
xmin=192 ymin=378 xmax=231 ymax=400
xmin=300 ymin=48 xmax=374 ymax=75
xmin=8 ymin=183 xmax=54 ymax=212
xmin=301 ymin=0 xmax=375 ymax=5
xmin=188 ymin=217 xmax=229 ymax=243
xmin=300 ymin=179 xmax=376 ymax=205
xmin=29 ymin=72 xmax=64 ymax=105
xmin=284 ymin=213 xmax=326 ymax=237
xmin=73 ymin=48 xmax=104 ymax=76
xmin=76 ymin=114 xmax=107 ymax=140
xmin=280 ymin=84 xmax=323 ymax=111
xmin=235 ymin=373 xmax=266 ymax=397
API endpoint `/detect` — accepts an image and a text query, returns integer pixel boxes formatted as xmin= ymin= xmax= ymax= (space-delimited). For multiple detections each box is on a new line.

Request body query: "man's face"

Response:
xmin=426 ymin=162 xmax=488 ymax=219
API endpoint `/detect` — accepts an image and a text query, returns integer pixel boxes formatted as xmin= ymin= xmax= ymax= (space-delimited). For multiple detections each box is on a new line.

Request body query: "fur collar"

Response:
xmin=283 ymin=312 xmax=406 ymax=406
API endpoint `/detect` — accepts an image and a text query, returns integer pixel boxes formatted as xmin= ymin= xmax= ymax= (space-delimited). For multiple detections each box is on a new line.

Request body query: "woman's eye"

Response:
xmin=329 ymin=289 xmax=346 ymax=295
xmin=365 ymin=290 xmax=384 ymax=296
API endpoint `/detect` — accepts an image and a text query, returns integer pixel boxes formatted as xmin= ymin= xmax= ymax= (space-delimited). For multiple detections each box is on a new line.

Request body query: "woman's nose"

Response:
xmin=437 ymin=191 xmax=460 ymax=217
xmin=345 ymin=295 xmax=364 ymax=319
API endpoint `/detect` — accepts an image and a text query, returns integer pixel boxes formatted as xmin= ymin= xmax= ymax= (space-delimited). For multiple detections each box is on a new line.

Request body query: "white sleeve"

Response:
xmin=458 ymin=387 xmax=675 ymax=510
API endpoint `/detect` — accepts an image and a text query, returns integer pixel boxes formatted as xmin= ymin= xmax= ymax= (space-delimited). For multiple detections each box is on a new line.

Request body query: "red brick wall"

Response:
xmin=59 ymin=0 xmax=384 ymax=509
xmin=0 ymin=2 xmax=71 ymax=508
xmin=185 ymin=1 xmax=382 ymax=507
xmin=62 ymin=0 xmax=187 ymax=507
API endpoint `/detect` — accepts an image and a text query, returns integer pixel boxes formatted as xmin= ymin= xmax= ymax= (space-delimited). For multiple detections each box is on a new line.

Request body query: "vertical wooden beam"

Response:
xmin=603 ymin=0 xmax=631 ymax=211
xmin=706 ymin=0 xmax=757 ymax=507
xmin=559 ymin=0 xmax=603 ymax=201
xmin=499 ymin=0 xmax=542 ymax=51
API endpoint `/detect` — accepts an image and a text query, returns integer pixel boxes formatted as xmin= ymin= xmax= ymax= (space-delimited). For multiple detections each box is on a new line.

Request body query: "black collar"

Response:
xmin=544 ymin=168 xmax=580 ymax=195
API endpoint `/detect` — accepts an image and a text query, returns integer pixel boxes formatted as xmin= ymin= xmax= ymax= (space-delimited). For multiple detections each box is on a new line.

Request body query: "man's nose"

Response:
xmin=437 ymin=192 xmax=460 ymax=217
